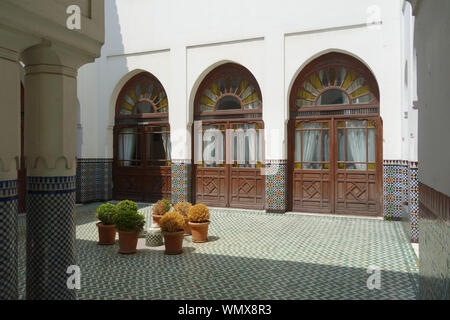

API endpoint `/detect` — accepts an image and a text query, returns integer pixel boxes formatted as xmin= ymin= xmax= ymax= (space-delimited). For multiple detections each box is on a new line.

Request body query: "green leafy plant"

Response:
xmin=96 ymin=203 xmax=118 ymax=225
xmin=116 ymin=200 xmax=138 ymax=212
xmin=162 ymin=198 xmax=171 ymax=211
xmin=385 ymin=214 xmax=392 ymax=221
xmin=159 ymin=211 xmax=185 ymax=233
xmin=153 ymin=199 xmax=171 ymax=216
xmin=113 ymin=208 xmax=145 ymax=233
xmin=188 ymin=204 xmax=210 ymax=223
xmin=173 ymin=202 xmax=192 ymax=217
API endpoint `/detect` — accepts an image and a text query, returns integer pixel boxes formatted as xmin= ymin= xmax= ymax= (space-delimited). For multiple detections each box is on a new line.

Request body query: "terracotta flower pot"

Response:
xmin=189 ymin=221 xmax=210 ymax=243
xmin=97 ymin=222 xmax=116 ymax=245
xmin=183 ymin=217 xmax=191 ymax=235
xmin=118 ymin=230 xmax=140 ymax=254
xmin=162 ymin=230 xmax=184 ymax=255
xmin=152 ymin=214 xmax=163 ymax=226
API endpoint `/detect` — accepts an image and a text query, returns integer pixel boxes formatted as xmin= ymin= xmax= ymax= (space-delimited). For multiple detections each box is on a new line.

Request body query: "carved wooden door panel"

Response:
xmin=194 ymin=123 xmax=227 ymax=207
xmin=143 ymin=125 xmax=171 ymax=202
xmin=228 ymin=121 xmax=265 ymax=210
xmin=113 ymin=124 xmax=172 ymax=202
xmin=292 ymin=120 xmax=332 ymax=213
xmin=113 ymin=126 xmax=144 ymax=201
xmin=334 ymin=119 xmax=379 ymax=215
xmin=194 ymin=121 xmax=265 ymax=209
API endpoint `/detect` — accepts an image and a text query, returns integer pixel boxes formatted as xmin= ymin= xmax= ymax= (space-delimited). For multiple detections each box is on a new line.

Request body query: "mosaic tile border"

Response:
xmin=265 ymin=160 xmax=287 ymax=213
xmin=0 ymin=180 xmax=18 ymax=300
xmin=26 ymin=176 xmax=76 ymax=300
xmin=383 ymin=160 xmax=419 ymax=243
xmin=76 ymin=158 xmax=113 ymax=204
xmin=171 ymin=160 xmax=192 ymax=204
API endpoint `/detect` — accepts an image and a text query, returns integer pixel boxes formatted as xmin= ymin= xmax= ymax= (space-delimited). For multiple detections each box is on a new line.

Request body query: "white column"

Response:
xmin=0 ymin=46 xmax=20 ymax=300
xmin=22 ymin=43 xmax=80 ymax=300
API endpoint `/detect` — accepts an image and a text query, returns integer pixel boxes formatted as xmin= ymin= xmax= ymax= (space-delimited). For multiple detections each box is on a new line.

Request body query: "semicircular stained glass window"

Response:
xmin=295 ymin=66 xmax=375 ymax=108
xmin=199 ymin=75 xmax=262 ymax=112
xmin=118 ymin=74 xmax=168 ymax=115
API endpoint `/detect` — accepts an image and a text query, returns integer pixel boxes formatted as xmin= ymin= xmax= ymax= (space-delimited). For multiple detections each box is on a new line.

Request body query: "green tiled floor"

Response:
xmin=18 ymin=204 xmax=419 ymax=300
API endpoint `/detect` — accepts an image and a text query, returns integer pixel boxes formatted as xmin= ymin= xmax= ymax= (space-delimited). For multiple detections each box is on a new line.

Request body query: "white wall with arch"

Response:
xmin=76 ymin=0 xmax=416 ymax=163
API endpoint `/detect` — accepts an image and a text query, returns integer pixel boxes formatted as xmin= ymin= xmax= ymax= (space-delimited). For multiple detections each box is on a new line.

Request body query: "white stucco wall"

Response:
xmin=413 ymin=0 xmax=450 ymax=196
xmin=77 ymin=0 xmax=416 ymax=162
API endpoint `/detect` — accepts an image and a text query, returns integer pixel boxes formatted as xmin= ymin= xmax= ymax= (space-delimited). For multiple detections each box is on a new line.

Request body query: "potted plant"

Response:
xmin=152 ymin=199 xmax=171 ymax=226
xmin=114 ymin=201 xmax=145 ymax=254
xmin=188 ymin=204 xmax=210 ymax=243
xmin=173 ymin=202 xmax=192 ymax=235
xmin=159 ymin=211 xmax=185 ymax=255
xmin=116 ymin=199 xmax=138 ymax=212
xmin=96 ymin=203 xmax=118 ymax=245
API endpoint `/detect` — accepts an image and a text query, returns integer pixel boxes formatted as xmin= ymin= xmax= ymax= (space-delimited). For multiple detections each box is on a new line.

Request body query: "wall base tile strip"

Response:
xmin=0 ymin=180 xmax=18 ymax=300
xmin=171 ymin=160 xmax=192 ymax=204
xmin=76 ymin=159 xmax=113 ymax=204
xmin=265 ymin=160 xmax=287 ymax=213
xmin=26 ymin=176 xmax=76 ymax=300
xmin=383 ymin=160 xmax=419 ymax=243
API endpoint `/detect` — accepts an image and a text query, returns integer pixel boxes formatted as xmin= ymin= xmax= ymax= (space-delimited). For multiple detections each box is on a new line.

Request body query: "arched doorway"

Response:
xmin=288 ymin=53 xmax=382 ymax=216
xmin=113 ymin=72 xmax=171 ymax=202
xmin=193 ymin=63 xmax=265 ymax=209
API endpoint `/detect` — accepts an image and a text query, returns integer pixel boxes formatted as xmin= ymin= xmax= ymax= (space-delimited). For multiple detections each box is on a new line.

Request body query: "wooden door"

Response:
xmin=194 ymin=123 xmax=227 ymax=207
xmin=228 ymin=121 xmax=265 ymax=209
xmin=113 ymin=124 xmax=171 ymax=202
xmin=291 ymin=117 xmax=381 ymax=216
xmin=334 ymin=119 xmax=380 ymax=215
xmin=292 ymin=120 xmax=332 ymax=213
xmin=142 ymin=125 xmax=171 ymax=202
xmin=194 ymin=121 xmax=265 ymax=209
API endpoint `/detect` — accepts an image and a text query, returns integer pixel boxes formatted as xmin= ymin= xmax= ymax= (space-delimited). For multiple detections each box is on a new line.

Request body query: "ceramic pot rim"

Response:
xmin=97 ymin=222 xmax=116 ymax=228
xmin=188 ymin=221 xmax=210 ymax=225
xmin=162 ymin=230 xmax=185 ymax=236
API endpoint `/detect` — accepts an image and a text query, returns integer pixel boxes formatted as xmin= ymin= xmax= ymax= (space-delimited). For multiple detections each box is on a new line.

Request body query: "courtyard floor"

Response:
xmin=18 ymin=203 xmax=419 ymax=300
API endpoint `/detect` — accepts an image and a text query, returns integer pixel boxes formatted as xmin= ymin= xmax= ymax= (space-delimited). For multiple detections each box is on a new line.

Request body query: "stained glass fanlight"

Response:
xmin=118 ymin=73 xmax=168 ymax=115
xmin=295 ymin=66 xmax=376 ymax=108
xmin=197 ymin=64 xmax=262 ymax=113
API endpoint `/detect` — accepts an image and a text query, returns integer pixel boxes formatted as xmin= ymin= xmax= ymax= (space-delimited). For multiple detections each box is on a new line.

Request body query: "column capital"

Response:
xmin=23 ymin=43 xmax=81 ymax=177
xmin=21 ymin=41 xmax=97 ymax=71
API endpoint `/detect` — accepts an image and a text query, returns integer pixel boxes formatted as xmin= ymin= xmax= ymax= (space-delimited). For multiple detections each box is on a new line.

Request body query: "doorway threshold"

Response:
xmin=285 ymin=211 xmax=384 ymax=220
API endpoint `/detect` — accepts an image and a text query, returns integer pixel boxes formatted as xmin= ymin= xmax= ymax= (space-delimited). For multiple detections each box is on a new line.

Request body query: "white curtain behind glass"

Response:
xmin=119 ymin=128 xmax=136 ymax=166
xmin=203 ymin=126 xmax=224 ymax=167
xmin=302 ymin=123 xmax=321 ymax=169
xmin=346 ymin=121 xmax=366 ymax=170
xmin=162 ymin=128 xmax=171 ymax=161
xmin=232 ymin=124 xmax=258 ymax=167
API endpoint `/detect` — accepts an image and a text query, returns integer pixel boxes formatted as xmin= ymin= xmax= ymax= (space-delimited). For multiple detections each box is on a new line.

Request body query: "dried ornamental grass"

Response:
xmin=159 ymin=211 xmax=185 ymax=233
xmin=153 ymin=199 xmax=171 ymax=216
xmin=173 ymin=202 xmax=192 ymax=217
xmin=187 ymin=204 xmax=210 ymax=223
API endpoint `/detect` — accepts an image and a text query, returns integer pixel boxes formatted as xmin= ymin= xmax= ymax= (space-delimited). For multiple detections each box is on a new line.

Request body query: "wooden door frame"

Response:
xmin=113 ymin=121 xmax=172 ymax=202
xmin=191 ymin=118 xmax=265 ymax=209
xmin=288 ymin=114 xmax=383 ymax=216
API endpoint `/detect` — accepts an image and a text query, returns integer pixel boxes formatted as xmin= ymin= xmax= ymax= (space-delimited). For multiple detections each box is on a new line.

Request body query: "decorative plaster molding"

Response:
xmin=0 ymin=47 xmax=19 ymax=62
